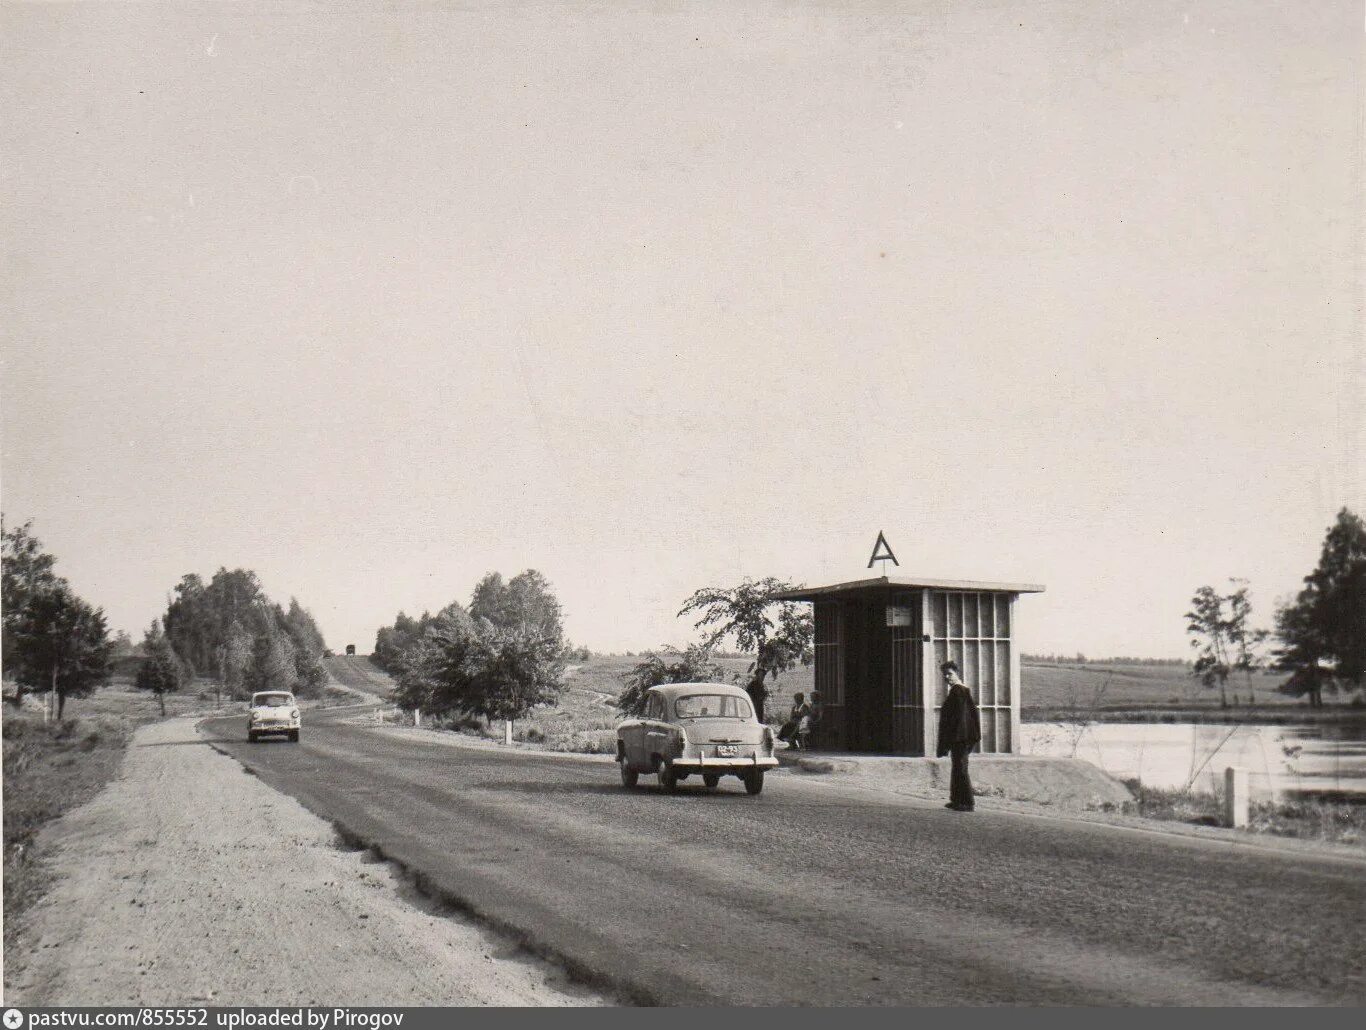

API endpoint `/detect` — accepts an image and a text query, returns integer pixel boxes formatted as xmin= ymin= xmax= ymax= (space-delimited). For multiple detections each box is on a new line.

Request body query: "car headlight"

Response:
xmin=290 ymin=709 xmax=299 ymax=720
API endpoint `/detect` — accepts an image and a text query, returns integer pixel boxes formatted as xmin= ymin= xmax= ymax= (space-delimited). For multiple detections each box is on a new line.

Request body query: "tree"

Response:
xmin=2 ymin=517 xmax=66 ymax=706
xmin=679 ymin=577 xmax=814 ymax=722
xmin=10 ymin=583 xmax=112 ymax=719
xmin=1186 ymin=584 xmax=1234 ymax=708
xmin=1275 ymin=508 xmax=1366 ymax=705
xmin=393 ymin=611 xmax=565 ymax=725
xmin=110 ymin=630 xmax=136 ymax=659
xmin=470 ymin=570 xmax=564 ymax=641
xmin=163 ymin=568 xmax=266 ymax=681
xmin=1226 ymin=581 xmax=1269 ymax=703
xmin=136 ymin=622 xmax=188 ymax=716
xmin=616 ymin=643 xmax=726 ymax=717
xmin=221 ymin=620 xmax=255 ymax=699
xmin=243 ymin=631 xmax=296 ymax=696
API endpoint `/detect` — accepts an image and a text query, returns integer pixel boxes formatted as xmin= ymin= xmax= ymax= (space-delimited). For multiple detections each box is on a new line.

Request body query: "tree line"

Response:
xmin=1187 ymin=507 xmax=1366 ymax=707
xmin=2 ymin=519 xmax=111 ymax=718
xmin=3 ymin=516 xmax=329 ymax=717
xmin=156 ymin=567 xmax=329 ymax=708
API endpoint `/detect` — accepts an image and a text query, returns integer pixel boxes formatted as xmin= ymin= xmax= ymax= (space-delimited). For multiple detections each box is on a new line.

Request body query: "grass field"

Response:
xmin=544 ymin=656 xmax=1329 ymax=726
xmin=442 ymin=653 xmax=1331 ymax=746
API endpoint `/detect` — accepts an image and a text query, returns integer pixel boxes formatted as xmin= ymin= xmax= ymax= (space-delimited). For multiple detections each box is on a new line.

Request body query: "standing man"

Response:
xmin=936 ymin=660 xmax=981 ymax=812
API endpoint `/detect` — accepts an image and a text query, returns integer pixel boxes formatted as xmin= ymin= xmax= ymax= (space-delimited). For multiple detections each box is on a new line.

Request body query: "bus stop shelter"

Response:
xmin=775 ymin=575 xmax=1044 ymax=756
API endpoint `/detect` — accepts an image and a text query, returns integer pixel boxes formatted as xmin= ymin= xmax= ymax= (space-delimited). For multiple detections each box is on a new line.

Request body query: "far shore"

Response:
xmin=1022 ymin=705 xmax=1366 ymax=726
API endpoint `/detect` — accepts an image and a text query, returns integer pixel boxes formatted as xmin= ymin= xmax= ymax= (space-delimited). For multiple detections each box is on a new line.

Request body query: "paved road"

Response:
xmin=201 ymin=706 xmax=1365 ymax=1006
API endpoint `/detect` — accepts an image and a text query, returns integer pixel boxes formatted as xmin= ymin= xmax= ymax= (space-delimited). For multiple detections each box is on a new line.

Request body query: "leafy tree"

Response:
xmin=1275 ymin=508 xmax=1366 ymax=705
xmin=470 ymin=570 xmax=564 ymax=641
xmin=390 ymin=573 xmax=568 ymax=730
xmin=679 ymin=577 xmax=813 ymax=721
xmin=163 ymin=568 xmax=267 ymax=681
xmin=1226 ymin=581 xmax=1269 ymax=703
xmin=243 ymin=631 xmax=297 ymax=696
xmin=1186 ymin=584 xmax=1235 ymax=707
xmin=1185 ymin=579 xmax=1269 ymax=706
xmin=473 ymin=620 xmax=567 ymax=723
xmin=283 ymin=598 xmax=326 ymax=657
xmin=136 ymin=622 xmax=188 ymax=716
xmin=2 ymin=517 xmax=66 ymax=706
xmin=390 ymin=608 xmax=478 ymax=718
xmin=374 ymin=604 xmax=473 ymax=673
xmin=280 ymin=598 xmax=327 ymax=695
xmin=221 ymin=620 xmax=255 ymax=698
xmin=616 ymin=643 xmax=726 ymax=716
xmin=110 ymin=630 xmax=135 ymax=657
xmin=393 ymin=611 xmax=565 ymax=724
xmin=10 ymin=583 xmax=112 ymax=719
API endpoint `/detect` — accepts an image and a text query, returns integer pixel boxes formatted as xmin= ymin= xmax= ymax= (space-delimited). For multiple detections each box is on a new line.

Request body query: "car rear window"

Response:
xmin=674 ymin=694 xmax=752 ymax=720
xmin=253 ymin=693 xmax=294 ymax=708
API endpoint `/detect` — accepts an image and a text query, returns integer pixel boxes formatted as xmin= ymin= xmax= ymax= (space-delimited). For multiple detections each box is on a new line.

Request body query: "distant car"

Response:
xmin=248 ymin=691 xmax=300 ymax=742
xmin=616 ymin=683 xmax=778 ymax=795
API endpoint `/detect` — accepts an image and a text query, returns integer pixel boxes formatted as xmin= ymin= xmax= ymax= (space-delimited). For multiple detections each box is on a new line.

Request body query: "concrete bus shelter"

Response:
xmin=776 ymin=575 xmax=1044 ymax=756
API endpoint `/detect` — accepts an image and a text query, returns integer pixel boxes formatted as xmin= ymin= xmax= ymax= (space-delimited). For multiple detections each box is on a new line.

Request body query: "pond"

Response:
xmin=1021 ymin=720 xmax=1366 ymax=802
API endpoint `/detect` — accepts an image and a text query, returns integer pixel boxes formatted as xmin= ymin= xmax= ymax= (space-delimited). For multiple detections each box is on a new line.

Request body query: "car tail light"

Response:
xmin=671 ymin=730 xmax=687 ymax=756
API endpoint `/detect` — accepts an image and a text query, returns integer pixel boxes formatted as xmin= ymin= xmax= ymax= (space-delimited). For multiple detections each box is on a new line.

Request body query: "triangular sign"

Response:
xmin=867 ymin=531 xmax=899 ymax=570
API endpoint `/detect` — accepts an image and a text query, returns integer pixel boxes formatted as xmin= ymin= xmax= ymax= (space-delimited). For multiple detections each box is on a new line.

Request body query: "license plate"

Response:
xmin=717 ymin=745 xmax=739 ymax=757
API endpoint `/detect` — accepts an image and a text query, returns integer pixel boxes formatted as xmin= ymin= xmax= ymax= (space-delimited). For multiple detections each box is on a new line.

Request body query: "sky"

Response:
xmin=2 ymin=0 xmax=1362 ymax=659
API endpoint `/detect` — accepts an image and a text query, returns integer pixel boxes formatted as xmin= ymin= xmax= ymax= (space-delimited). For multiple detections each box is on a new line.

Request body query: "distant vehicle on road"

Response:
xmin=248 ymin=691 xmax=300 ymax=743
xmin=616 ymin=683 xmax=778 ymax=795
xmin=345 ymin=644 xmax=356 ymax=655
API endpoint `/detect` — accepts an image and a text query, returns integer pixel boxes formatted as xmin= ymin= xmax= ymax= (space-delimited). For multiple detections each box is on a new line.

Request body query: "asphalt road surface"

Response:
xmin=201 ymin=705 xmax=1365 ymax=1006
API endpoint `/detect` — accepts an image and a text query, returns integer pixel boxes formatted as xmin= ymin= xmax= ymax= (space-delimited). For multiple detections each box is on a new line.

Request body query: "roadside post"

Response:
xmin=1224 ymin=766 xmax=1249 ymax=828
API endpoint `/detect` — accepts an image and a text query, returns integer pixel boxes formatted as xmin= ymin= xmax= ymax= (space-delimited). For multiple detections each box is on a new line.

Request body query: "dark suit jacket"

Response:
xmin=936 ymin=683 xmax=981 ymax=757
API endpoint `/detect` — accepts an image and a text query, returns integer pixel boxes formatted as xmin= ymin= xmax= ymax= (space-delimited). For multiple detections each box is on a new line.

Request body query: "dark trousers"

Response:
xmin=949 ymin=743 xmax=974 ymax=809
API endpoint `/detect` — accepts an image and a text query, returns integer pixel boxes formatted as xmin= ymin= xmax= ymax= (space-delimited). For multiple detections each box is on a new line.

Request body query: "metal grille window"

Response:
xmin=930 ymin=591 xmax=1014 ymax=754
xmin=814 ymin=602 xmax=844 ymax=706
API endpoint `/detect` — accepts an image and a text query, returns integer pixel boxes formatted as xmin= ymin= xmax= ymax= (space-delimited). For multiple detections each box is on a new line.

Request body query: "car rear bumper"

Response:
xmin=250 ymin=724 xmax=299 ymax=733
xmin=672 ymin=756 xmax=778 ymax=770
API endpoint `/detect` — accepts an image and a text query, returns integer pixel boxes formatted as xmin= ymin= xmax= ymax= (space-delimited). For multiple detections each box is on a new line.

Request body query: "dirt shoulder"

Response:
xmin=4 ymin=716 xmax=605 ymax=1006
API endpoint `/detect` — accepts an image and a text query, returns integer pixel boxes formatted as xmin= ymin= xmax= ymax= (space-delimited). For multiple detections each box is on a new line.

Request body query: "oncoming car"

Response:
xmin=616 ymin=683 xmax=778 ymax=795
xmin=248 ymin=691 xmax=300 ymax=742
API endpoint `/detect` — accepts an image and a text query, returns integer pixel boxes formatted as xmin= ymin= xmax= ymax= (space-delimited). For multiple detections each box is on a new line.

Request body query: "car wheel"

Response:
xmin=289 ymin=730 xmax=299 ymax=743
xmin=703 ymin=773 xmax=720 ymax=791
xmin=743 ymin=769 xmax=765 ymax=796
xmin=658 ymin=758 xmax=679 ymax=793
xmin=620 ymin=761 xmax=638 ymax=788
xmin=248 ymin=730 xmax=258 ymax=743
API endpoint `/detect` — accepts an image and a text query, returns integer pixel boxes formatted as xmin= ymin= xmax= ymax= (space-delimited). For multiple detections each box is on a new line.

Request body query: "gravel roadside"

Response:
xmin=4 ymin=717 xmax=606 ymax=1006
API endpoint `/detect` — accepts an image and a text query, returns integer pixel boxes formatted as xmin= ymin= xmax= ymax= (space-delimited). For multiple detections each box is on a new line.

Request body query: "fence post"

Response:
xmin=1224 ymin=766 xmax=1249 ymax=828
xmin=414 ymin=708 xmax=421 ymax=728
xmin=504 ymin=719 xmax=513 ymax=746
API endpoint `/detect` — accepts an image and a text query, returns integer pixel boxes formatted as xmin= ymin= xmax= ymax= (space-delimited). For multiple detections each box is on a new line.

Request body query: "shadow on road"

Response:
xmin=137 ymin=738 xmax=235 ymax=748
xmin=473 ymin=779 xmax=768 ymax=801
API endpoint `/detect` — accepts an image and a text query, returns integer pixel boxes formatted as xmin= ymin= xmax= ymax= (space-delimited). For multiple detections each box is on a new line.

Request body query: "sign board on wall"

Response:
xmin=885 ymin=606 xmax=912 ymax=627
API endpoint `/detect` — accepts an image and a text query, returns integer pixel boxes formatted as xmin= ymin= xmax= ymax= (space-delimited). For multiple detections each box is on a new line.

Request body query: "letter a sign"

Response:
xmin=867 ymin=531 xmax=899 ymax=571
